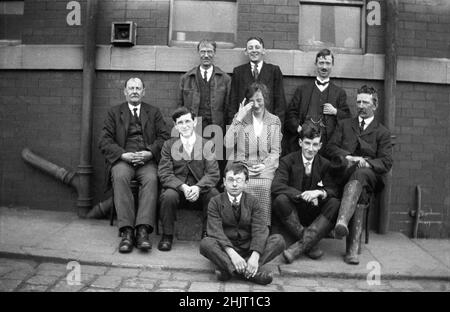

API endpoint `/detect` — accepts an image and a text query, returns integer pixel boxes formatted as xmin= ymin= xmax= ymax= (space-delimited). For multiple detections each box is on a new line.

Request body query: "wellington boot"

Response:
xmin=344 ymin=204 xmax=365 ymax=265
xmin=335 ymin=180 xmax=363 ymax=238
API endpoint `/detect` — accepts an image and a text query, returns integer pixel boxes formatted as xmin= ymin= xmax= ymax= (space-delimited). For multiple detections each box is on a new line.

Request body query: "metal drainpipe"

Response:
xmin=379 ymin=0 xmax=398 ymax=234
xmin=76 ymin=0 xmax=98 ymax=217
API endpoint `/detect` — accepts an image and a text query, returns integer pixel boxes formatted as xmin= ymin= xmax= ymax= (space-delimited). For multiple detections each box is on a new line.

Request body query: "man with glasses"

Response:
xmin=158 ymin=107 xmax=220 ymax=251
xmin=284 ymin=48 xmax=350 ymax=155
xmin=200 ymin=162 xmax=285 ymax=285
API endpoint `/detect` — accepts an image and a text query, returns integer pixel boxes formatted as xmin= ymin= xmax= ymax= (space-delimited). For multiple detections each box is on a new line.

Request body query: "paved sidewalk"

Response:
xmin=1 ymin=207 xmax=449 ymax=282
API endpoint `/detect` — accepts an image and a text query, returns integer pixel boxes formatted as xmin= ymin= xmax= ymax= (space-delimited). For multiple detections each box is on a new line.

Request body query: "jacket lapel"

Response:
xmin=292 ymin=151 xmax=304 ymax=191
xmin=120 ymin=103 xmax=130 ymax=137
xmin=140 ymin=104 xmax=149 ymax=131
xmin=361 ymin=118 xmax=378 ymax=136
xmin=301 ymin=82 xmax=315 ymax=119
xmin=351 ymin=117 xmax=361 ymax=135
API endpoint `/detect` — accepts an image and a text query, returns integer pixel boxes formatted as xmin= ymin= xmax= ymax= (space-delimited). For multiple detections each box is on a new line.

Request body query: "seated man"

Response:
xmin=200 ymin=162 xmax=285 ymax=285
xmin=98 ymin=77 xmax=170 ymax=253
xmin=272 ymin=121 xmax=341 ymax=263
xmin=325 ymin=85 xmax=393 ymax=265
xmin=158 ymin=107 xmax=220 ymax=251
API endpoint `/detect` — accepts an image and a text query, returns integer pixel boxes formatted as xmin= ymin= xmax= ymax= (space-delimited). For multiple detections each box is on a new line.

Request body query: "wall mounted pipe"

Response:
xmin=379 ymin=0 xmax=398 ymax=234
xmin=77 ymin=0 xmax=99 ymax=217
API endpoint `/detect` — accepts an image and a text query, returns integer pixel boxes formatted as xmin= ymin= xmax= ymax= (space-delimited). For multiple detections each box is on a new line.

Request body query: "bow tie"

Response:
xmin=316 ymin=79 xmax=329 ymax=86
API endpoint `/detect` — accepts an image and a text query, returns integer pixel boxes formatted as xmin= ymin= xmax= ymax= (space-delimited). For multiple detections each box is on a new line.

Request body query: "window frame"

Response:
xmin=298 ymin=0 xmax=366 ymax=54
xmin=168 ymin=0 xmax=237 ymax=48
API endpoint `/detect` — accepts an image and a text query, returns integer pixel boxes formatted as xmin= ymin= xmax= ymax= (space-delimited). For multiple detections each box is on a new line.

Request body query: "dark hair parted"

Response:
xmin=246 ymin=36 xmax=264 ymax=48
xmin=171 ymin=107 xmax=196 ymax=122
xmin=315 ymin=48 xmax=334 ymax=65
xmin=225 ymin=162 xmax=249 ymax=181
xmin=357 ymin=85 xmax=378 ymax=107
xmin=197 ymin=39 xmax=217 ymax=52
xmin=299 ymin=120 xmax=322 ymax=141
xmin=124 ymin=77 xmax=145 ymax=89
xmin=244 ymin=82 xmax=270 ymax=106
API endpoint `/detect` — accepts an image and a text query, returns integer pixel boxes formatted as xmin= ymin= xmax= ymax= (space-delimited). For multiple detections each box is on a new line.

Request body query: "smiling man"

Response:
xmin=325 ymin=85 xmax=393 ymax=264
xmin=228 ymin=36 xmax=286 ymax=126
xmin=284 ymin=48 xmax=350 ymax=155
xmin=271 ymin=121 xmax=342 ymax=263
xmin=99 ymin=77 xmax=170 ymax=254
xmin=158 ymin=107 xmax=220 ymax=251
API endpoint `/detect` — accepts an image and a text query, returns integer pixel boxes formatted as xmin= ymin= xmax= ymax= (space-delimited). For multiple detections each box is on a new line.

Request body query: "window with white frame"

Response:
xmin=0 ymin=0 xmax=24 ymax=44
xmin=169 ymin=0 xmax=237 ymax=48
xmin=299 ymin=0 xmax=366 ymax=53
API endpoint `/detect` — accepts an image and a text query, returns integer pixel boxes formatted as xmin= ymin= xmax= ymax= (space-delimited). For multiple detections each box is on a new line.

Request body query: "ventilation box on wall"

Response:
xmin=111 ymin=22 xmax=136 ymax=46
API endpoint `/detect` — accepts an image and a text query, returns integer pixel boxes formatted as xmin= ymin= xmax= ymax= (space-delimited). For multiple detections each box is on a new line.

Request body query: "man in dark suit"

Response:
xmin=158 ymin=107 xmax=220 ymax=251
xmin=228 ymin=36 xmax=286 ymax=125
xmin=272 ymin=121 xmax=341 ymax=263
xmin=99 ymin=77 xmax=170 ymax=253
xmin=326 ymin=85 xmax=393 ymax=264
xmin=284 ymin=48 xmax=350 ymax=155
xmin=200 ymin=162 xmax=285 ymax=285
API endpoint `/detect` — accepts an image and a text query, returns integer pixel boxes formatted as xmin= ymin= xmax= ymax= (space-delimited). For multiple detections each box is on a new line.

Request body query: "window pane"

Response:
xmin=299 ymin=4 xmax=361 ymax=49
xmin=0 ymin=1 xmax=24 ymax=41
xmin=171 ymin=0 xmax=237 ymax=46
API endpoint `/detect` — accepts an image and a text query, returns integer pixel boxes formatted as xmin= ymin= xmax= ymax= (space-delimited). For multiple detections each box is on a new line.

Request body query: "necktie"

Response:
xmin=252 ymin=64 xmax=259 ymax=81
xmin=232 ymin=196 xmax=241 ymax=221
xmin=133 ymin=107 xmax=139 ymax=122
xmin=203 ymin=70 xmax=208 ymax=83
xmin=316 ymin=79 xmax=329 ymax=86
xmin=360 ymin=118 xmax=365 ymax=132
xmin=305 ymin=161 xmax=311 ymax=176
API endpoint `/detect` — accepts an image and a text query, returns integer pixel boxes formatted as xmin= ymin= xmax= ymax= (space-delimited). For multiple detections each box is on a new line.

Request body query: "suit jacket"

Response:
xmin=158 ymin=136 xmax=220 ymax=192
xmin=284 ymin=81 xmax=350 ymax=154
xmin=207 ymin=192 xmax=268 ymax=254
xmin=325 ymin=117 xmax=393 ymax=175
xmin=178 ymin=65 xmax=231 ymax=129
xmin=228 ymin=62 xmax=286 ymax=125
xmin=271 ymin=151 xmax=340 ymax=202
xmin=98 ymin=102 xmax=170 ymax=190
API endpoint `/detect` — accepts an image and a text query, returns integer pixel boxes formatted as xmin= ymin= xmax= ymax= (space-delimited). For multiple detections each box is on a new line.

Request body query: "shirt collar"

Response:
xmin=359 ymin=116 xmax=374 ymax=128
xmin=316 ymin=77 xmax=330 ymax=84
xmin=301 ymin=154 xmax=314 ymax=166
xmin=227 ymin=192 xmax=243 ymax=204
xmin=128 ymin=103 xmax=141 ymax=116
xmin=200 ymin=65 xmax=213 ymax=75
xmin=251 ymin=61 xmax=263 ymax=72
xmin=180 ymin=132 xmax=197 ymax=146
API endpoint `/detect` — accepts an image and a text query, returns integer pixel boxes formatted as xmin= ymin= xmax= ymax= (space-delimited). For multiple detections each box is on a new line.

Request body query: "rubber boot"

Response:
xmin=283 ymin=215 xmax=333 ymax=263
xmin=281 ymin=210 xmax=304 ymax=240
xmin=334 ymin=180 xmax=363 ymax=238
xmin=344 ymin=204 xmax=365 ymax=265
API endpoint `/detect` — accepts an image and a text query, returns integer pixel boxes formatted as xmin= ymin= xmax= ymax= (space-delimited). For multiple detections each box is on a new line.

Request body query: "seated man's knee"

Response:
xmin=160 ymin=189 xmax=180 ymax=205
xmin=199 ymin=237 xmax=217 ymax=255
xmin=350 ymin=168 xmax=373 ymax=182
xmin=269 ymin=234 xmax=286 ymax=249
xmin=273 ymin=194 xmax=293 ymax=217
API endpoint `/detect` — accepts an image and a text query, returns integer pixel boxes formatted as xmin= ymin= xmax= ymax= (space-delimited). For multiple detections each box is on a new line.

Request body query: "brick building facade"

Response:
xmin=1 ymin=0 xmax=449 ymax=238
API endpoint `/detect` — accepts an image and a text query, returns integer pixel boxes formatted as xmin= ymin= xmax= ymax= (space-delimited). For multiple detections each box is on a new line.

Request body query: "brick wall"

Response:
xmin=398 ymin=0 xmax=450 ymax=58
xmin=21 ymin=0 xmax=169 ymax=45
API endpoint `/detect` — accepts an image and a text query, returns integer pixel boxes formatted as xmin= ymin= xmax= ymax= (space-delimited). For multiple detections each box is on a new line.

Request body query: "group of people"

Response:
xmin=98 ymin=37 xmax=393 ymax=286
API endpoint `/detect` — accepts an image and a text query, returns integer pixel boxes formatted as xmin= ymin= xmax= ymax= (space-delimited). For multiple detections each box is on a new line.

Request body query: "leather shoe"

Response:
xmin=306 ymin=244 xmax=324 ymax=260
xmin=246 ymin=271 xmax=273 ymax=285
xmin=136 ymin=225 xmax=152 ymax=251
xmin=215 ymin=269 xmax=231 ymax=282
xmin=158 ymin=234 xmax=173 ymax=252
xmin=118 ymin=227 xmax=134 ymax=253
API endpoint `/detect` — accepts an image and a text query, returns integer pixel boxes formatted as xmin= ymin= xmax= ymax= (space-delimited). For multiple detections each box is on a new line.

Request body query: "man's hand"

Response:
xmin=323 ymin=103 xmax=337 ymax=115
xmin=235 ymin=98 xmax=253 ymax=122
xmin=226 ymin=248 xmax=247 ymax=274
xmin=245 ymin=252 xmax=260 ymax=278
xmin=180 ymin=184 xmax=193 ymax=199
xmin=300 ymin=190 xmax=322 ymax=206
xmin=121 ymin=152 xmax=136 ymax=163
xmin=186 ymin=185 xmax=200 ymax=202
xmin=345 ymin=155 xmax=371 ymax=168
